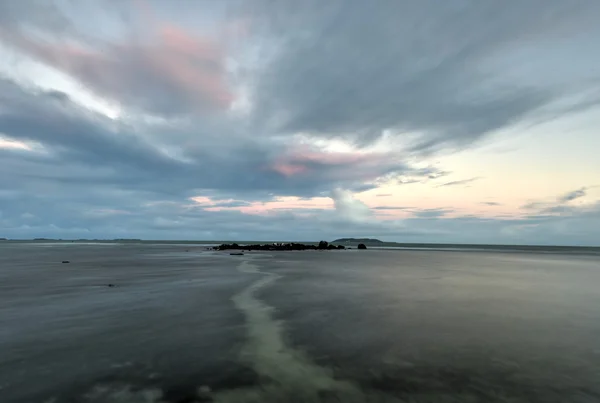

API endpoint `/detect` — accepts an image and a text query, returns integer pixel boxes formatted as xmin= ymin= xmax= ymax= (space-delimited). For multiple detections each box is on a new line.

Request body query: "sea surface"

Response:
xmin=1 ymin=242 xmax=600 ymax=402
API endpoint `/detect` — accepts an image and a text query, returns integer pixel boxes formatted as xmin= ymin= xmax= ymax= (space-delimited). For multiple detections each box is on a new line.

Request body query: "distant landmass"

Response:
xmin=333 ymin=238 xmax=384 ymax=244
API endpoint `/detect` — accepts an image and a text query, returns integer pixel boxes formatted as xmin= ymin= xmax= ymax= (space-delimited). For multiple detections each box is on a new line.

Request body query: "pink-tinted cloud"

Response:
xmin=191 ymin=195 xmax=332 ymax=215
xmin=271 ymin=163 xmax=308 ymax=177
xmin=0 ymin=8 xmax=233 ymax=116
xmin=154 ymin=24 xmax=233 ymax=109
xmin=268 ymin=146 xmax=405 ymax=181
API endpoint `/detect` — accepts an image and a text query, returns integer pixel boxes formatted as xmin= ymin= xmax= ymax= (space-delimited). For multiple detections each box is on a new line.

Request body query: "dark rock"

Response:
xmin=213 ymin=240 xmax=345 ymax=252
xmin=62 ymin=260 xmax=70 ymax=264
xmin=171 ymin=397 xmax=201 ymax=403
xmin=196 ymin=385 xmax=212 ymax=401
xmin=357 ymin=243 xmax=367 ymax=250
xmin=107 ymin=284 xmax=115 ymax=287
xmin=337 ymin=245 xmax=345 ymax=250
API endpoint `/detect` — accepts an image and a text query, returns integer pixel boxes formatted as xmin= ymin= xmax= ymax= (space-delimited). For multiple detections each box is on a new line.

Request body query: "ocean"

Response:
xmin=1 ymin=242 xmax=600 ymax=402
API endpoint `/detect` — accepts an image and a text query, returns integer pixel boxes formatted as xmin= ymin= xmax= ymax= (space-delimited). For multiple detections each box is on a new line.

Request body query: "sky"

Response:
xmin=1 ymin=0 xmax=600 ymax=245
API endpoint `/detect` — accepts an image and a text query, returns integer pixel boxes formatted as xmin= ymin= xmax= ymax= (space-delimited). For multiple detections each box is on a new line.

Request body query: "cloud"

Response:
xmin=330 ymin=189 xmax=372 ymax=222
xmin=397 ymin=178 xmax=422 ymax=185
xmin=265 ymin=145 xmax=443 ymax=192
xmin=1 ymin=78 xmax=440 ymax=198
xmin=428 ymin=171 xmax=452 ymax=180
xmin=269 ymin=147 xmax=403 ymax=180
xmin=4 ymin=1 xmax=594 ymax=149
xmin=0 ymin=1 xmax=69 ymax=32
xmin=0 ymin=79 xmax=180 ymax=175
xmin=437 ymin=177 xmax=482 ymax=187
xmin=0 ymin=7 xmax=233 ymax=116
xmin=248 ymin=1 xmax=600 ymax=151
xmin=481 ymin=202 xmax=502 ymax=206
xmin=522 ymin=201 xmax=544 ymax=210
xmin=412 ymin=208 xmax=452 ymax=218
xmin=522 ymin=187 xmax=592 ymax=213
xmin=558 ymin=187 xmax=587 ymax=203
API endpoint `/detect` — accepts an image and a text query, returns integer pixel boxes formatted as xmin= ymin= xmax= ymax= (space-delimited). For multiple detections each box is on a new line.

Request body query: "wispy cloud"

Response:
xmin=397 ymin=178 xmax=422 ymax=185
xmin=481 ymin=201 xmax=502 ymax=206
xmin=412 ymin=208 xmax=453 ymax=218
xmin=521 ymin=186 xmax=593 ymax=214
xmin=437 ymin=177 xmax=482 ymax=188
xmin=522 ymin=201 xmax=545 ymax=210
xmin=249 ymin=1 xmax=600 ymax=151
xmin=373 ymin=206 xmax=410 ymax=210
xmin=558 ymin=187 xmax=587 ymax=203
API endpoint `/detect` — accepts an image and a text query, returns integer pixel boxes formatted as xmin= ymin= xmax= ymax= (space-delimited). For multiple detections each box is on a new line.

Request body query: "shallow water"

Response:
xmin=1 ymin=243 xmax=600 ymax=402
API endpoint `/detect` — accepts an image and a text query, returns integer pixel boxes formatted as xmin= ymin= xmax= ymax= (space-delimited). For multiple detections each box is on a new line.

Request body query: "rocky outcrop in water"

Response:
xmin=214 ymin=242 xmax=345 ymax=251
xmin=357 ymin=243 xmax=367 ymax=250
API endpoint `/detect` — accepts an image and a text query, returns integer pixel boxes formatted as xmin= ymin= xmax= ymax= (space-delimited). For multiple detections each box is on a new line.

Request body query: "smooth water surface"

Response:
xmin=1 ymin=243 xmax=600 ymax=402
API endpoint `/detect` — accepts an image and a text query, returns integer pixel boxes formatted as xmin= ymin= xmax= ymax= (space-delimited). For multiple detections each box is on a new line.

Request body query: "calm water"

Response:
xmin=1 ymin=243 xmax=600 ymax=402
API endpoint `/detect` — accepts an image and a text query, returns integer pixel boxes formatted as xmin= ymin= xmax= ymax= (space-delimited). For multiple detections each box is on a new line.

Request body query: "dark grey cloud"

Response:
xmin=522 ymin=187 xmax=591 ymax=213
xmin=0 ymin=80 xmax=180 ymax=175
xmin=209 ymin=200 xmax=253 ymax=208
xmin=373 ymin=206 xmax=410 ymax=211
xmin=558 ymin=187 xmax=587 ymax=203
xmin=249 ymin=0 xmax=600 ymax=150
xmin=3 ymin=1 xmax=598 ymax=149
xmin=412 ymin=208 xmax=453 ymax=218
xmin=437 ymin=177 xmax=482 ymax=187
xmin=0 ymin=78 xmax=442 ymax=204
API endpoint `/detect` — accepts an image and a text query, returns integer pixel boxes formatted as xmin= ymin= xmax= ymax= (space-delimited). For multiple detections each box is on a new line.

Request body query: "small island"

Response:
xmin=333 ymin=238 xmax=383 ymax=245
xmin=213 ymin=240 xmax=349 ymax=252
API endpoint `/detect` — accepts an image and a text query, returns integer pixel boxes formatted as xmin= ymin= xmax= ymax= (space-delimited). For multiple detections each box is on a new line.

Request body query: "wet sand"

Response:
xmin=1 ymin=243 xmax=600 ymax=402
